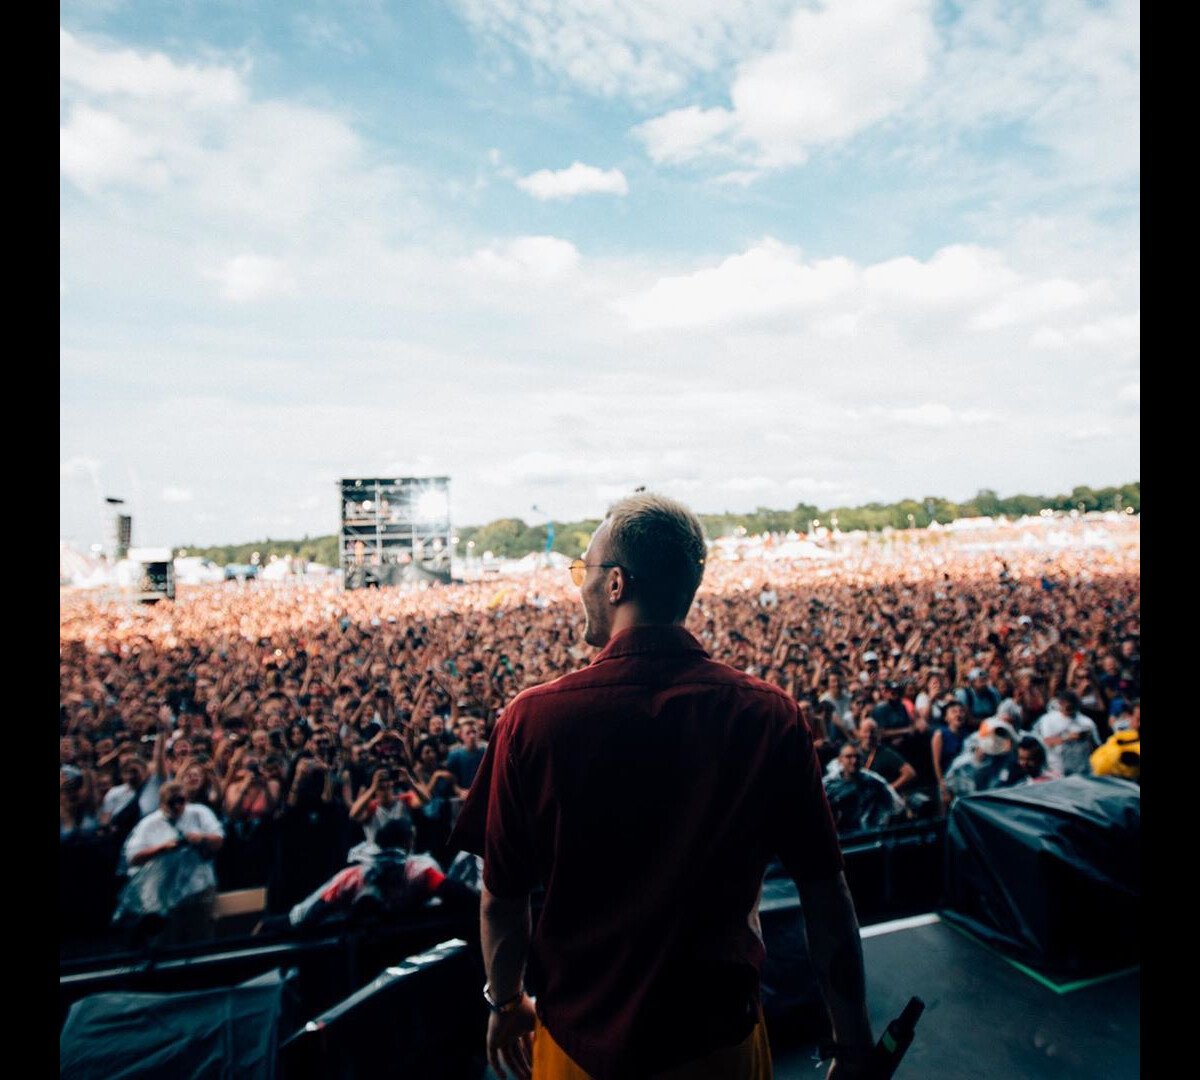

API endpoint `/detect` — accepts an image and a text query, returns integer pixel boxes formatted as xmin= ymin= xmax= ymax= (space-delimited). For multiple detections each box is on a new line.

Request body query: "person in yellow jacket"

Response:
xmin=1090 ymin=703 xmax=1139 ymax=781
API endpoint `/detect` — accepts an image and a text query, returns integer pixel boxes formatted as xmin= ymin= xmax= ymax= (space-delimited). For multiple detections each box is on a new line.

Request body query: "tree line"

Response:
xmin=177 ymin=481 xmax=1139 ymax=566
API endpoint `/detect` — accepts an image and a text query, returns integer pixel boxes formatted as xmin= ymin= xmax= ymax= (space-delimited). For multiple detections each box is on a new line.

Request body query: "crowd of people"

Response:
xmin=60 ymin=530 xmax=1140 ymax=945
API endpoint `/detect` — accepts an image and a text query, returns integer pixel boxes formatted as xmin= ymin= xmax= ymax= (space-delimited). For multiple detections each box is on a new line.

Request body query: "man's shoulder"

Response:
xmin=186 ymin=803 xmax=222 ymax=829
xmin=509 ymin=656 xmax=796 ymax=711
xmin=127 ymin=810 xmax=164 ymax=842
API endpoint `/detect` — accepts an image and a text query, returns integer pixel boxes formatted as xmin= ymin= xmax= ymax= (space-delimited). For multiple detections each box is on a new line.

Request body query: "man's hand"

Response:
xmin=486 ymin=994 xmax=536 ymax=1080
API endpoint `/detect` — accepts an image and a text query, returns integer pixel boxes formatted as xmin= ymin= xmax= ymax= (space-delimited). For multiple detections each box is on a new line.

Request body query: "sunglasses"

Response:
xmin=568 ymin=559 xmax=629 ymax=587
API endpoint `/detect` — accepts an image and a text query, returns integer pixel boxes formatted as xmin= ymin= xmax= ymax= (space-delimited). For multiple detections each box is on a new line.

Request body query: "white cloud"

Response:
xmin=515 ymin=162 xmax=628 ymax=200
xmin=60 ymin=104 xmax=171 ymax=194
xmin=636 ymin=0 xmax=935 ymax=167
xmin=969 ymin=278 xmax=1091 ymax=331
xmin=616 ymin=238 xmax=857 ymax=330
xmin=885 ymin=404 xmax=998 ymax=428
xmin=1069 ymin=425 xmax=1113 ymax=442
xmin=1117 ymin=382 xmax=1139 ymax=404
xmin=60 ymin=28 xmax=244 ymax=105
xmin=1029 ymin=315 xmax=1139 ymax=351
xmin=60 ymin=456 xmax=103 ymax=480
xmin=636 ymin=106 xmax=737 ymax=165
xmin=617 ymin=238 xmax=1097 ymax=336
xmin=292 ymin=13 xmax=367 ymax=57
xmin=784 ymin=476 xmax=843 ymax=491
xmin=711 ymin=169 xmax=764 ymax=188
xmin=60 ymin=28 xmax=407 ymax=237
xmin=720 ymin=476 xmax=777 ymax=493
xmin=452 ymin=0 xmax=794 ymax=100
xmin=207 ymin=254 xmax=295 ymax=303
xmin=863 ymin=246 xmax=1018 ymax=307
xmin=161 ymin=485 xmax=194 ymax=503
xmin=468 ymin=236 xmax=581 ymax=281
xmin=916 ymin=0 xmax=1139 ymax=186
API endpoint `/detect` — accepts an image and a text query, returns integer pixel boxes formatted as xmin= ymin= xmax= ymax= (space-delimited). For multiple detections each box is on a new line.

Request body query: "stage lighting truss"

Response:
xmin=339 ymin=477 xmax=453 ymax=587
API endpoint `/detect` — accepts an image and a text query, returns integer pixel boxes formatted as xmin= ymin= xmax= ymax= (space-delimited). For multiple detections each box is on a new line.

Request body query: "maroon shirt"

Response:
xmin=450 ymin=624 xmax=842 ymax=1080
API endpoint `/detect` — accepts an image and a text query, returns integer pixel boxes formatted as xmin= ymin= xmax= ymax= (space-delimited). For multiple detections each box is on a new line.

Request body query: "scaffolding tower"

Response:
xmin=339 ymin=477 xmax=453 ymax=589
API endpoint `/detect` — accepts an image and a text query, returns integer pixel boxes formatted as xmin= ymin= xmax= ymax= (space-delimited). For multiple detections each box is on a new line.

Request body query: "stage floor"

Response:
xmin=772 ymin=914 xmax=1140 ymax=1080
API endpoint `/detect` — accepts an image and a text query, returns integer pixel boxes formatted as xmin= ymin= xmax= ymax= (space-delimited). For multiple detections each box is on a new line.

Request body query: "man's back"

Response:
xmin=453 ymin=624 xmax=841 ymax=1079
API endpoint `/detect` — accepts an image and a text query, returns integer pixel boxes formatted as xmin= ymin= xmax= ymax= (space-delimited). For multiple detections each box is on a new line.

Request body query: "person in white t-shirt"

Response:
xmin=1032 ymin=691 xmax=1100 ymax=776
xmin=99 ymin=755 xmax=163 ymax=830
xmin=120 ymin=781 xmax=225 ymax=944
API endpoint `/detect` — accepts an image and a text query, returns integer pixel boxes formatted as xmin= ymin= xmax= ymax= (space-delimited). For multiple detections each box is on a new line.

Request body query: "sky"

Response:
xmin=60 ymin=0 xmax=1139 ymax=549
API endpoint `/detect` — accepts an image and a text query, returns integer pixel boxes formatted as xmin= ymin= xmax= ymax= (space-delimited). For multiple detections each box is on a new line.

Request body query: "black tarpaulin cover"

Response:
xmin=60 ymin=970 xmax=284 ymax=1080
xmin=942 ymin=775 xmax=1139 ymax=977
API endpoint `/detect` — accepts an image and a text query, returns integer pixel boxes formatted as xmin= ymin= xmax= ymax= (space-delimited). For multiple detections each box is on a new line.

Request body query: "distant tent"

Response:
xmin=60 ymin=542 xmax=108 ymax=587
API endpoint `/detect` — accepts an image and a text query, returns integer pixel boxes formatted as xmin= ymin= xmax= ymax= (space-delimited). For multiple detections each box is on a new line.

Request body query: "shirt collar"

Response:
xmin=592 ymin=624 xmax=709 ymax=663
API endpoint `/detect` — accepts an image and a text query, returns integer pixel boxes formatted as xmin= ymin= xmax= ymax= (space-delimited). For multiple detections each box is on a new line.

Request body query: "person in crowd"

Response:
xmin=1090 ymin=709 xmax=1140 ymax=782
xmin=823 ymin=745 xmax=906 ymax=834
xmin=176 ymin=756 xmax=224 ymax=814
xmin=931 ymin=701 xmax=970 ymax=810
xmin=61 ymin=765 xmax=100 ymax=841
xmin=99 ymin=751 xmax=164 ymax=836
xmin=409 ymin=737 xmax=461 ymax=863
xmin=817 ymin=670 xmax=855 ymax=741
xmin=266 ymin=759 xmax=353 ymax=915
xmin=914 ymin=670 xmax=950 ymax=727
xmin=943 ymin=719 xmax=1021 ymax=799
xmin=870 ymin=681 xmax=914 ymax=743
xmin=351 ymin=765 xmax=425 ymax=842
xmin=810 ymin=700 xmax=843 ymax=766
xmin=223 ymin=750 xmax=278 ymax=824
xmin=445 ymin=719 xmax=488 ymax=796
xmin=1015 ymin=735 xmax=1060 ymax=783
xmin=257 ymin=818 xmax=476 ymax=936
xmin=1007 ymin=667 xmax=1047 ymax=730
xmin=1033 ymin=691 xmax=1101 ymax=777
xmin=846 ymin=718 xmax=917 ymax=797
xmin=955 ymin=667 xmax=1002 ymax=722
xmin=119 ymin=780 xmax=225 ymax=945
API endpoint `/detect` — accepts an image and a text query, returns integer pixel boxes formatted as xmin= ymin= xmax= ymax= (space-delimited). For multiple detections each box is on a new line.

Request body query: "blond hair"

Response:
xmin=604 ymin=492 xmax=707 ymax=622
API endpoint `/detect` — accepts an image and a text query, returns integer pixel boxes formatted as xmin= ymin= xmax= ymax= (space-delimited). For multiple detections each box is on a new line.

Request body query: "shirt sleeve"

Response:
xmin=101 ymin=787 xmax=121 ymax=817
xmin=123 ymin=816 xmax=156 ymax=861
xmin=481 ymin=719 xmax=538 ymax=898
xmin=769 ymin=700 xmax=844 ymax=884
xmin=407 ymin=854 xmax=447 ymax=896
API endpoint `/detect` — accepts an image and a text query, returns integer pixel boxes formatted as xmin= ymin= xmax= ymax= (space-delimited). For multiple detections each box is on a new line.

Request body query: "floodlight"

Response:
xmin=416 ymin=489 xmax=449 ymax=522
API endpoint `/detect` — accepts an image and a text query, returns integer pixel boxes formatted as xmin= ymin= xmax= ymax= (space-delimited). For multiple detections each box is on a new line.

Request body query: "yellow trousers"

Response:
xmin=532 ymin=1013 xmax=773 ymax=1080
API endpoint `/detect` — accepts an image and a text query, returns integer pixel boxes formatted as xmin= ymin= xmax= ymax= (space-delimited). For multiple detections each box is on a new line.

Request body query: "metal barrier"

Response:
xmin=279 ymin=938 xmax=485 ymax=1080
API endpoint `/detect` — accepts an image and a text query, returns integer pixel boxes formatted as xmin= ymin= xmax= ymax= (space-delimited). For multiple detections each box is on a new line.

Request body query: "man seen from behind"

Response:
xmin=450 ymin=492 xmax=873 ymax=1080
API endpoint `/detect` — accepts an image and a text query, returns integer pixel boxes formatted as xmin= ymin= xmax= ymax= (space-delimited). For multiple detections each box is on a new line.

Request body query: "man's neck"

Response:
xmin=607 ymin=608 xmax=683 ymax=640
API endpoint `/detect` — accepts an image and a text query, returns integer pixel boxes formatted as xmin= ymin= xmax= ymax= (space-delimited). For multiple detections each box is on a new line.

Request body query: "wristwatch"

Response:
xmin=482 ymin=983 xmax=524 ymax=1014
